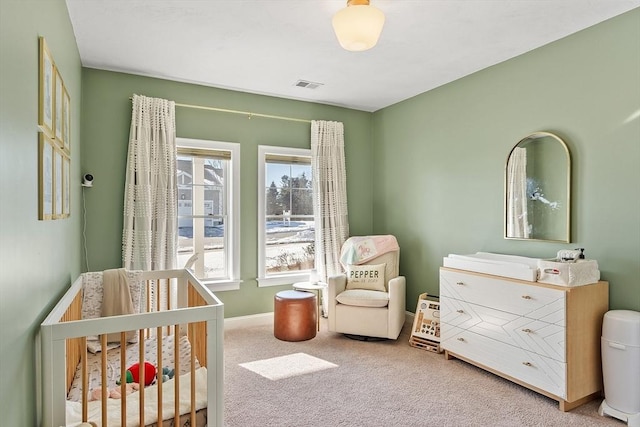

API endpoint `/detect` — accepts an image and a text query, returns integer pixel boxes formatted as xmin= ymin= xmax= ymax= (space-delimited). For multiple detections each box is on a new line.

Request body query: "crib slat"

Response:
xmin=166 ymin=278 xmax=171 ymax=310
xmin=174 ymin=323 xmax=180 ymax=425
xmin=81 ymin=337 xmax=88 ymax=422
xmin=100 ymin=334 xmax=108 ymax=426
xmin=156 ymin=279 xmax=161 ymax=313
xmin=138 ymin=328 xmax=145 ymax=426
xmin=190 ymin=322 xmax=197 ymax=424
xmin=120 ymin=332 xmax=127 ymax=427
xmin=156 ymin=327 xmax=164 ymax=424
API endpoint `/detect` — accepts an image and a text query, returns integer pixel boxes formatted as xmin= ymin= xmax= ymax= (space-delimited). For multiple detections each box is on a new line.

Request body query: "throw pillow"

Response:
xmin=345 ymin=263 xmax=386 ymax=292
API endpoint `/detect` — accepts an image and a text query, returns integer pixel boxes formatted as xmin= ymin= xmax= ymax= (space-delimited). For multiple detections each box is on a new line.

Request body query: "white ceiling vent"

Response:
xmin=294 ymin=79 xmax=324 ymax=90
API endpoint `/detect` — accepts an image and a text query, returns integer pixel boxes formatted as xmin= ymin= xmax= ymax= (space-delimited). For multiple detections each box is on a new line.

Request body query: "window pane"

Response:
xmin=290 ymin=188 xmax=313 ymax=215
xmin=177 ymin=156 xmax=193 ymax=184
xmin=203 ymin=218 xmax=226 ymax=279
xmin=178 ymin=156 xmax=193 ymax=218
xmin=177 ymin=216 xmax=195 ymax=269
xmin=201 ymin=158 xmax=224 ymax=213
xmin=178 ymin=187 xmax=193 ymax=216
xmin=264 ymin=159 xmax=314 ymax=274
xmin=177 ymin=153 xmax=228 ymax=280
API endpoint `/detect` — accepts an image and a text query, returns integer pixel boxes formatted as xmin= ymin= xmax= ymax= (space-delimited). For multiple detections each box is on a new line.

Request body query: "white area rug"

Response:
xmin=239 ymin=352 xmax=338 ymax=380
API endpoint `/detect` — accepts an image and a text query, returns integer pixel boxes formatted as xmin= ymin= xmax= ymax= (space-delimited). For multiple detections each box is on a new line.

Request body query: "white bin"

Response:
xmin=598 ymin=310 xmax=640 ymax=427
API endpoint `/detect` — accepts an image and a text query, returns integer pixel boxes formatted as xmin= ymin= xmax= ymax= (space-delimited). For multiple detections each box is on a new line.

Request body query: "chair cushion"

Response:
xmin=336 ymin=289 xmax=389 ymax=308
xmin=345 ymin=263 xmax=386 ymax=292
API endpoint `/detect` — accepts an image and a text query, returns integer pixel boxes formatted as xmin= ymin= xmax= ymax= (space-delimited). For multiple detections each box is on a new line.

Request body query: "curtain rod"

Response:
xmin=129 ymin=97 xmax=311 ymax=124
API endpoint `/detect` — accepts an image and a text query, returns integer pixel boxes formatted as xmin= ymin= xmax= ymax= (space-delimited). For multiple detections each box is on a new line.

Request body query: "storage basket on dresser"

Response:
xmin=440 ymin=267 xmax=608 ymax=411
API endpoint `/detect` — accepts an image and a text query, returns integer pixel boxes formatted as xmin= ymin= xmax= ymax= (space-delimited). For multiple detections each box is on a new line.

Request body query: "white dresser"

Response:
xmin=440 ymin=267 xmax=609 ymax=411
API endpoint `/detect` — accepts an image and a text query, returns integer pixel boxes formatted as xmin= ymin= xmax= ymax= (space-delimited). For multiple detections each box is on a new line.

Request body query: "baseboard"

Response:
xmin=224 ymin=312 xmax=274 ymax=330
xmin=406 ymin=310 xmax=414 ymax=324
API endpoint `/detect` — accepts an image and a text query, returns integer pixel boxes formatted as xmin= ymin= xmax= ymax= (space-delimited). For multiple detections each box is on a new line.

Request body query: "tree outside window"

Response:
xmin=258 ymin=146 xmax=316 ymax=285
xmin=265 ymin=162 xmax=314 ymax=273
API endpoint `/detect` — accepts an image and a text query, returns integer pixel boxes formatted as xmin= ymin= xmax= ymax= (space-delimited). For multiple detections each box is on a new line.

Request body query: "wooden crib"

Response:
xmin=40 ymin=269 xmax=224 ymax=427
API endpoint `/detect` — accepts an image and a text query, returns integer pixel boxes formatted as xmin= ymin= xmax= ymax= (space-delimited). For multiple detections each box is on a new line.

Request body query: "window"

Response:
xmin=177 ymin=138 xmax=240 ymax=290
xmin=258 ymin=145 xmax=315 ymax=287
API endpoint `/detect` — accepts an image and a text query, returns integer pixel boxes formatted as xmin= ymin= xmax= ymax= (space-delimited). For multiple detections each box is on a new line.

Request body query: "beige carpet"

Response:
xmin=224 ymin=318 xmax=621 ymax=427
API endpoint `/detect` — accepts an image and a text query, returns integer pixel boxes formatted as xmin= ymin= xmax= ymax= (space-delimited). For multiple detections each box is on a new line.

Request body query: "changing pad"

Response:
xmin=443 ymin=252 xmax=539 ymax=282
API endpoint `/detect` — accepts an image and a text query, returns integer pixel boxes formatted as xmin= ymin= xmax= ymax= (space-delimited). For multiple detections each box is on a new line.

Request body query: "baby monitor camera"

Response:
xmin=82 ymin=173 xmax=94 ymax=187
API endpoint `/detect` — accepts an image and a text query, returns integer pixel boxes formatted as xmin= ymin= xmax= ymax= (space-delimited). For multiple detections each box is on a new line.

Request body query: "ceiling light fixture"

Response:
xmin=332 ymin=0 xmax=385 ymax=52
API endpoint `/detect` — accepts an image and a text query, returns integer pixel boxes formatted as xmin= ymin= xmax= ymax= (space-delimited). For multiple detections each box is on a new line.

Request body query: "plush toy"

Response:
xmin=156 ymin=366 xmax=175 ymax=382
xmin=117 ymin=361 xmax=156 ymax=386
xmin=109 ymin=382 xmax=140 ymax=399
xmin=88 ymin=383 xmax=139 ymax=401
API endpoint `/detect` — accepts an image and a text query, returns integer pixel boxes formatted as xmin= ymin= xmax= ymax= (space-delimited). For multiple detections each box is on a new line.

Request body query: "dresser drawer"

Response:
xmin=442 ymin=325 xmax=566 ymax=398
xmin=440 ymin=269 xmax=565 ymax=325
xmin=441 ymin=297 xmax=565 ymax=362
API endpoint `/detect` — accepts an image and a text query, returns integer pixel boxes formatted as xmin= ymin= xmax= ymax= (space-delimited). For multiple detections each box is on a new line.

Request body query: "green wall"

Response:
xmin=0 ymin=0 xmax=82 ymax=424
xmin=372 ymin=9 xmax=640 ymax=311
xmin=1 ymin=2 xmax=638 ymax=425
xmin=80 ymin=69 xmax=373 ymax=317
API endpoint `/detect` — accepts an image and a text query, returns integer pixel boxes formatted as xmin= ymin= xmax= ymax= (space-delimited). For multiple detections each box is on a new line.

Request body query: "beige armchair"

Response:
xmin=327 ymin=236 xmax=406 ymax=340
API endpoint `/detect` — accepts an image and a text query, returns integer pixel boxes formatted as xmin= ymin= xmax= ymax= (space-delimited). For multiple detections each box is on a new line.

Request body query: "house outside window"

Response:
xmin=258 ymin=145 xmax=315 ymax=287
xmin=177 ymin=138 xmax=240 ymax=290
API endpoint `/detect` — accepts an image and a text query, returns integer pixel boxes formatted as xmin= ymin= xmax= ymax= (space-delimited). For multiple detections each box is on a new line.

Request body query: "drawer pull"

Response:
xmin=456 ymin=281 xmax=465 ymax=286
xmin=457 ymin=337 xmax=465 ymax=342
xmin=456 ymin=310 xmax=464 ymax=314
xmin=521 ymin=295 xmax=532 ymax=300
xmin=522 ymin=361 xmax=533 ymax=367
xmin=521 ymin=328 xmax=533 ymax=333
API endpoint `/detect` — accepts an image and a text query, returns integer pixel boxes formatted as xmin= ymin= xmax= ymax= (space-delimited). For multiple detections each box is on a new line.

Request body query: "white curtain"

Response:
xmin=311 ymin=120 xmax=349 ymax=281
xmin=122 ymin=94 xmax=177 ymax=271
xmin=506 ymin=147 xmax=530 ymax=238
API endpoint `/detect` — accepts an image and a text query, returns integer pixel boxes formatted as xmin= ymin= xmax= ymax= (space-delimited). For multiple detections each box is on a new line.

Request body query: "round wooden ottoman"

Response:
xmin=274 ymin=290 xmax=317 ymax=341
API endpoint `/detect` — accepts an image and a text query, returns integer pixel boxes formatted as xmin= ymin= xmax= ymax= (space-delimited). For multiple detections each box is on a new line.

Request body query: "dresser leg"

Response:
xmin=444 ymin=350 xmax=454 ymax=360
xmin=559 ymin=391 xmax=600 ymax=412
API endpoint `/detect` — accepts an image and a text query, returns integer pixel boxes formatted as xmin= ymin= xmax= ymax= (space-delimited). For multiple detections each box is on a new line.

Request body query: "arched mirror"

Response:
xmin=505 ymin=132 xmax=571 ymax=242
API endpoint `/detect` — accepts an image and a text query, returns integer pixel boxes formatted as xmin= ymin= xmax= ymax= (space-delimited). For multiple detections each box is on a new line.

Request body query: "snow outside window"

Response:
xmin=257 ymin=145 xmax=316 ymax=287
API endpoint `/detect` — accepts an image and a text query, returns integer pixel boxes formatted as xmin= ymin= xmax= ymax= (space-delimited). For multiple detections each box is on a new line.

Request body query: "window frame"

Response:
xmin=176 ymin=137 xmax=241 ymax=291
xmin=257 ymin=145 xmax=315 ymax=287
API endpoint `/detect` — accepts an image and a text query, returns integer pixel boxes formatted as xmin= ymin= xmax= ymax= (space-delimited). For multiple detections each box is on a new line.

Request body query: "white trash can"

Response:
xmin=598 ymin=310 xmax=640 ymax=427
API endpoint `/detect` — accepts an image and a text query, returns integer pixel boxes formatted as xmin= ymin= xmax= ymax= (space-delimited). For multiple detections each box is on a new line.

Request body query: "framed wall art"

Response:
xmin=62 ymin=155 xmax=70 ymax=217
xmin=62 ymin=85 xmax=71 ymax=154
xmin=54 ymin=67 xmax=64 ymax=145
xmin=38 ymin=36 xmax=71 ymax=220
xmin=54 ymin=146 xmax=63 ymax=218
xmin=38 ymin=132 xmax=54 ymax=220
xmin=38 ymin=37 xmax=55 ymax=137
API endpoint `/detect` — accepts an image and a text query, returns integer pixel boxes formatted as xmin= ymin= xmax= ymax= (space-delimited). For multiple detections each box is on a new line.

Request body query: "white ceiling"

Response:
xmin=66 ymin=0 xmax=639 ymax=112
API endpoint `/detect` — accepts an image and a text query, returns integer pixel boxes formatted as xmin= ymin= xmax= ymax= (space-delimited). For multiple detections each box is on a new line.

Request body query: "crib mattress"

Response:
xmin=65 ymin=366 xmax=208 ymax=427
xmin=67 ymin=333 xmax=199 ymax=402
xmin=150 ymin=410 xmax=207 ymax=427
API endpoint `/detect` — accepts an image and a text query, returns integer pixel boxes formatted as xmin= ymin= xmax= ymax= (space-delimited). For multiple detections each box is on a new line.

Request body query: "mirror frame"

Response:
xmin=504 ymin=131 xmax=571 ymax=243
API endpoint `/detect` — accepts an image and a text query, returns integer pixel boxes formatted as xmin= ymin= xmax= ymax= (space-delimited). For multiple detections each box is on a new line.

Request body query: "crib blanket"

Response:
xmin=340 ymin=235 xmax=399 ymax=267
xmin=65 ymin=367 xmax=207 ymax=427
